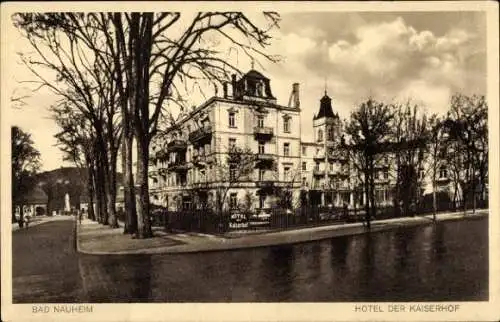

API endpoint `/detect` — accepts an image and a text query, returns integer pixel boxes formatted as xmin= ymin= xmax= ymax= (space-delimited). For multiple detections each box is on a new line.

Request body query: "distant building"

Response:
xmin=14 ymin=186 xmax=48 ymax=217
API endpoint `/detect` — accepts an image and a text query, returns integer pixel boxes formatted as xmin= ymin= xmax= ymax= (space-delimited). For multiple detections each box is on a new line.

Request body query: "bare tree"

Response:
xmin=344 ymin=98 xmax=394 ymax=229
xmin=52 ymin=103 xmax=97 ymax=221
xmin=391 ymin=101 xmax=429 ymax=217
xmin=14 ymin=12 xmax=282 ymax=238
xmin=443 ymin=93 xmax=488 ymax=214
xmin=426 ymin=114 xmax=447 ymax=221
xmin=14 ymin=13 xmax=122 ymax=227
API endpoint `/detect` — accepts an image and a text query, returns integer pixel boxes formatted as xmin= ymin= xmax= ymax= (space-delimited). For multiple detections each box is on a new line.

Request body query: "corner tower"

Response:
xmin=313 ymin=90 xmax=340 ymax=144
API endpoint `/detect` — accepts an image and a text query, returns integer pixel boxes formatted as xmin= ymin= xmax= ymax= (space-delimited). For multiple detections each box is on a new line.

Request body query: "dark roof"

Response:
xmin=314 ymin=93 xmax=336 ymax=120
xmin=244 ymin=69 xmax=269 ymax=80
xmin=23 ymin=186 xmax=48 ymax=204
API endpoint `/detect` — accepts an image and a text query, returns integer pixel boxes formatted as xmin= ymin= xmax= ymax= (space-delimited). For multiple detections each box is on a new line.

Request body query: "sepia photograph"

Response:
xmin=1 ymin=1 xmax=499 ymax=321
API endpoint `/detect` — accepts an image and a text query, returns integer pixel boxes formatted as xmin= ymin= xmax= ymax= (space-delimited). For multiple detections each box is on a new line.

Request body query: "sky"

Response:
xmin=5 ymin=11 xmax=487 ymax=171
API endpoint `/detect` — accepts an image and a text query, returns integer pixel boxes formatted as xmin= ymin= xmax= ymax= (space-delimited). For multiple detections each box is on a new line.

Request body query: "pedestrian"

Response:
xmin=24 ymin=214 xmax=30 ymax=229
xmin=78 ymin=209 xmax=83 ymax=225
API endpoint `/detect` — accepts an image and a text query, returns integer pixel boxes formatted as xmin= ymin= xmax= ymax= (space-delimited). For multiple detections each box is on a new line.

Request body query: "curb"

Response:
xmin=76 ymin=210 xmax=488 ymax=256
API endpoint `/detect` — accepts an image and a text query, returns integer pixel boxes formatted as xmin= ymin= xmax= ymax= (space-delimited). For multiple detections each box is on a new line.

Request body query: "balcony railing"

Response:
xmin=313 ymin=153 xmax=325 ymax=161
xmin=189 ymin=125 xmax=212 ymax=143
xmin=168 ymin=160 xmax=189 ymax=172
xmin=256 ymin=180 xmax=275 ymax=189
xmin=167 ymin=139 xmax=187 ymax=152
xmin=436 ymin=176 xmax=450 ymax=183
xmin=255 ymin=154 xmax=275 ymax=168
xmin=253 ymin=126 xmax=274 ymax=139
xmin=313 ymin=169 xmax=325 ymax=176
xmin=255 ymin=153 xmax=274 ymax=161
xmin=192 ymin=154 xmax=207 ymax=167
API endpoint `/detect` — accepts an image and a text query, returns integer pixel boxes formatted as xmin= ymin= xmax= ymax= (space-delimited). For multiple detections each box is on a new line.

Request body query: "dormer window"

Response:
xmin=257 ymin=115 xmax=264 ymax=128
xmin=256 ymin=80 xmax=264 ymax=96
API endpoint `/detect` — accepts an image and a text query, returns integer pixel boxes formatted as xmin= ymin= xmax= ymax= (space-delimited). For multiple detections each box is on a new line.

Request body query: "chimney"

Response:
xmin=231 ymin=74 xmax=237 ymax=98
xmin=223 ymin=82 xmax=228 ymax=98
xmin=288 ymin=83 xmax=300 ymax=108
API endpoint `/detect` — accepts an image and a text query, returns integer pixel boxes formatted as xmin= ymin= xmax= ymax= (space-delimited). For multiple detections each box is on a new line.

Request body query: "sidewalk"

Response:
xmin=11 ymin=215 xmax=73 ymax=232
xmin=76 ymin=209 xmax=488 ymax=255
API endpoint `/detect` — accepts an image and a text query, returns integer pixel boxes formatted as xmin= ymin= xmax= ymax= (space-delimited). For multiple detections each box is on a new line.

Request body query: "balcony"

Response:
xmin=328 ymin=152 xmax=348 ymax=162
xmin=192 ymin=154 xmax=207 ymax=167
xmin=253 ymin=126 xmax=274 ymax=140
xmin=168 ymin=160 xmax=189 ymax=172
xmin=155 ymin=150 xmax=169 ymax=161
xmin=436 ymin=176 xmax=450 ymax=183
xmin=189 ymin=125 xmax=212 ymax=143
xmin=256 ymin=180 xmax=275 ymax=189
xmin=166 ymin=139 xmax=187 ymax=152
xmin=255 ymin=153 xmax=275 ymax=168
xmin=313 ymin=169 xmax=325 ymax=176
xmin=313 ymin=153 xmax=325 ymax=161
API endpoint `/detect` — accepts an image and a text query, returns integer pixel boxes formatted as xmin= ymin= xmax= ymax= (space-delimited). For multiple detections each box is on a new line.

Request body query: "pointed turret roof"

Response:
xmin=314 ymin=91 xmax=336 ymax=120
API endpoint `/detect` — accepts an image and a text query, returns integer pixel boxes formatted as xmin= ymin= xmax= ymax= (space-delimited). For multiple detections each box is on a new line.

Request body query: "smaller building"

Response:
xmin=15 ymin=186 xmax=48 ymax=218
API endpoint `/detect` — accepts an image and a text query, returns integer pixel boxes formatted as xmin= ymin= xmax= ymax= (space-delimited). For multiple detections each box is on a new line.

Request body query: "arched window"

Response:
xmin=318 ymin=129 xmax=323 ymax=142
xmin=327 ymin=126 xmax=334 ymax=141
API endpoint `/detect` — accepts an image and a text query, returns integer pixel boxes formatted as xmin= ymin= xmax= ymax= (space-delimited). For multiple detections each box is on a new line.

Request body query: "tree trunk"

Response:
xmin=123 ymin=131 xmax=137 ymax=234
xmin=107 ymin=149 xmax=119 ymax=228
xmin=432 ymin=177 xmax=437 ymax=222
xmin=363 ymin=168 xmax=371 ymax=230
xmin=135 ymin=137 xmax=152 ymax=238
xmin=368 ymin=155 xmax=376 ymax=221
xmin=86 ymin=165 xmax=96 ymax=221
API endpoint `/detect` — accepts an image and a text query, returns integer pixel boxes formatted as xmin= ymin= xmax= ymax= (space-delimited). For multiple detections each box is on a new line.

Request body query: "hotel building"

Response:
xmin=149 ymin=69 xmax=456 ymax=212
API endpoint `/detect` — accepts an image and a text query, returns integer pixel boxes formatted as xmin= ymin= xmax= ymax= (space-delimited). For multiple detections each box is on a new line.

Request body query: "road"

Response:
xmin=12 ymin=217 xmax=83 ymax=303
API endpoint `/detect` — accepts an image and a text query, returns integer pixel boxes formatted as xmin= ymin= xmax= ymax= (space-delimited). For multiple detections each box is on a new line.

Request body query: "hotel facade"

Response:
xmin=149 ymin=69 xmax=456 ymax=212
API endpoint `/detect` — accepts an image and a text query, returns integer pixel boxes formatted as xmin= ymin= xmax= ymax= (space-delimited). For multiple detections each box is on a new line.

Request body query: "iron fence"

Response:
xmin=150 ymin=198 xmax=488 ymax=234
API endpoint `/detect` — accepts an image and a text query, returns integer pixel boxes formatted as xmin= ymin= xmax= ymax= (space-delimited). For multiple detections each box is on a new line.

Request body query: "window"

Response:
xmin=228 ymin=112 xmax=236 ymax=128
xmin=302 ymin=162 xmax=307 ymax=171
xmin=200 ymin=169 xmax=206 ymax=182
xmin=439 ymin=165 xmax=447 ymax=179
xmin=259 ymin=169 xmax=265 ymax=181
xmin=329 ymin=163 xmax=334 ymax=171
xmin=384 ymin=169 xmax=389 ymax=179
xmin=229 ymin=193 xmax=238 ymax=209
xmin=284 ymin=118 xmax=290 ymax=133
xmin=418 ymin=169 xmax=425 ymax=180
xmin=327 ymin=127 xmax=334 ymax=141
xmin=256 ymin=80 xmax=264 ymax=96
xmin=302 ymin=177 xmax=307 ymax=186
xmin=257 ymin=115 xmax=264 ymax=128
xmin=228 ymin=138 xmax=236 ymax=150
xmin=229 ymin=164 xmax=237 ymax=181
xmin=302 ymin=146 xmax=307 ymax=155
xmin=284 ymin=143 xmax=290 ymax=156
xmin=258 ymin=141 xmax=265 ymax=154
xmin=318 ymin=129 xmax=323 ymax=142
xmin=284 ymin=166 xmax=291 ymax=181
xmin=259 ymin=195 xmax=265 ymax=209
xmin=315 ymin=163 xmax=320 ymax=171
